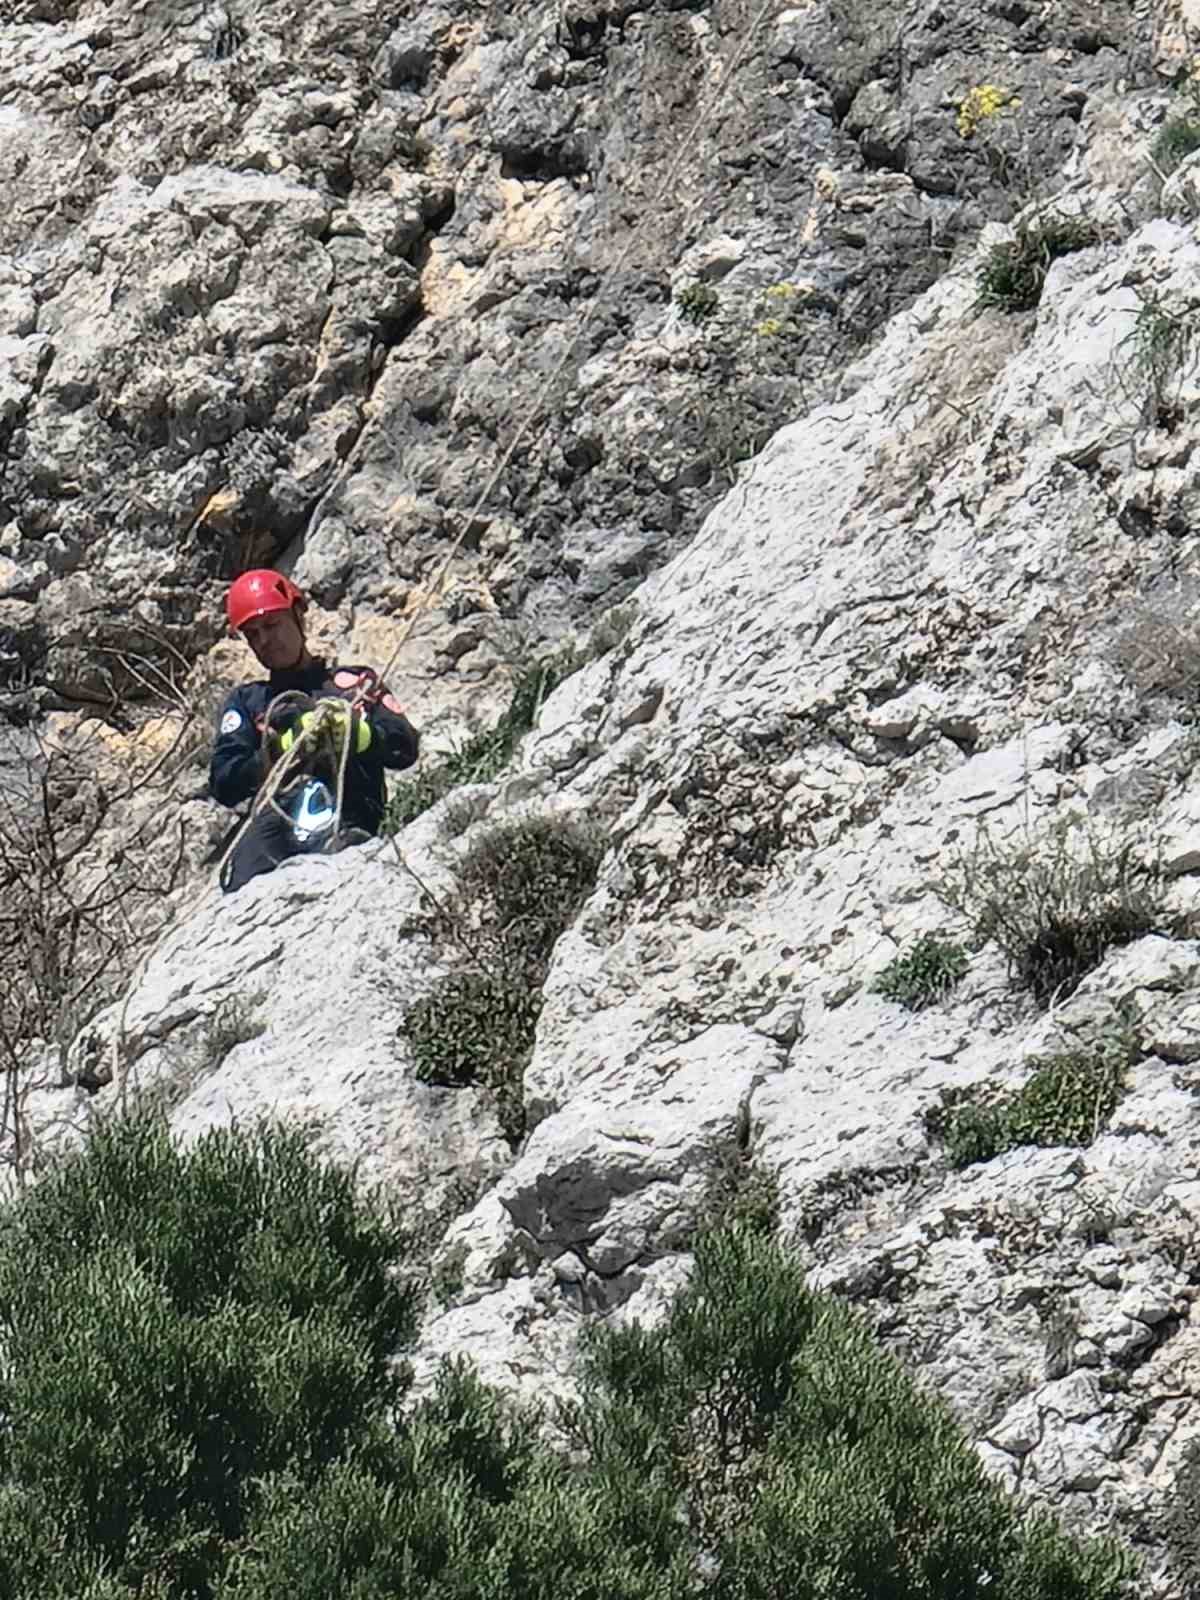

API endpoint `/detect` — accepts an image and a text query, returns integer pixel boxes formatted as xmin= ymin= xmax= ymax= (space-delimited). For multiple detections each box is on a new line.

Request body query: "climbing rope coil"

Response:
xmin=215 ymin=691 xmax=361 ymax=891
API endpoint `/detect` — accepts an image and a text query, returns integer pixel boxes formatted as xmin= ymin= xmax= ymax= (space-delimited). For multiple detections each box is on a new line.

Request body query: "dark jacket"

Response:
xmin=208 ymin=658 xmax=418 ymax=835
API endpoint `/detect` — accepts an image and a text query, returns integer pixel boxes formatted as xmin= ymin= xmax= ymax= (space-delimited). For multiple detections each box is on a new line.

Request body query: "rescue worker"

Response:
xmin=209 ymin=569 xmax=419 ymax=893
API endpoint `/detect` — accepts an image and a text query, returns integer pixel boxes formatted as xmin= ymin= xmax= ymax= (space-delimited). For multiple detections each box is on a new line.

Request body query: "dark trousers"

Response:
xmin=221 ymin=808 xmax=328 ymax=895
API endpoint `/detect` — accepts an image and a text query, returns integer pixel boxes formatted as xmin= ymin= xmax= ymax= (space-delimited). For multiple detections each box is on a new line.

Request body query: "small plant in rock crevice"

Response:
xmin=1153 ymin=61 xmax=1200 ymax=177
xmin=940 ymin=821 xmax=1166 ymax=1007
xmin=956 ymin=83 xmax=1021 ymax=140
xmin=402 ymin=814 xmax=604 ymax=1143
xmin=672 ymin=279 xmax=828 ymax=492
xmin=1155 ymin=115 xmax=1200 ymax=175
xmin=698 ymin=1135 xmax=780 ymax=1239
xmin=1041 ymin=1295 xmax=1081 ymax=1381
xmin=874 ymin=933 xmax=969 ymax=1012
xmin=586 ymin=600 xmax=639 ymax=659
xmin=382 ymin=646 xmax=584 ymax=834
xmin=1116 ymin=288 xmax=1200 ymax=432
xmin=923 ymin=1040 xmax=1135 ymax=1170
xmin=1114 ymin=586 xmax=1200 ymax=710
xmin=676 ymin=279 xmax=720 ymax=324
xmin=977 ymin=214 xmax=1102 ymax=313
xmin=393 ymin=1171 xmax=488 ymax=1309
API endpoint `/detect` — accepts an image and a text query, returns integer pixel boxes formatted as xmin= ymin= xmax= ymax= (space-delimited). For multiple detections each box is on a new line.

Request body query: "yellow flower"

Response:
xmin=957 ymin=83 xmax=1018 ymax=139
xmin=764 ymin=281 xmax=798 ymax=300
xmin=755 ymin=318 xmax=785 ymax=338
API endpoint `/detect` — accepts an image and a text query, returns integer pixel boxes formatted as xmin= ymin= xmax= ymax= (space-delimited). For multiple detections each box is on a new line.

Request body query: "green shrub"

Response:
xmin=1154 ymin=115 xmax=1200 ymax=175
xmin=941 ymin=822 xmax=1165 ymax=1007
xmin=569 ymin=1229 xmax=1133 ymax=1598
xmin=700 ymin=1137 xmax=780 ymax=1238
xmin=977 ymin=214 xmax=1101 ymax=312
xmin=0 ymin=1155 xmax=1135 ymax=1599
xmin=383 ymin=647 xmax=583 ymax=833
xmin=677 ymin=280 xmax=720 ymax=324
xmin=403 ymin=815 xmax=604 ymax=1142
xmin=0 ymin=1116 xmax=416 ymax=1599
xmin=1118 ymin=288 xmax=1200 ymax=431
xmin=220 ymin=1231 xmax=1136 ymax=1600
xmin=405 ymin=967 xmax=543 ymax=1139
xmin=924 ymin=1042 xmax=1133 ymax=1169
xmin=456 ymin=811 xmax=603 ymax=955
xmin=219 ymin=1362 xmax=551 ymax=1600
xmin=874 ymin=933 xmax=969 ymax=1011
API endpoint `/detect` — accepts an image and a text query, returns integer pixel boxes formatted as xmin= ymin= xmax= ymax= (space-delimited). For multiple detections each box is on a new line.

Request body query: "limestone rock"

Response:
xmin=10 ymin=0 xmax=1200 ymax=1582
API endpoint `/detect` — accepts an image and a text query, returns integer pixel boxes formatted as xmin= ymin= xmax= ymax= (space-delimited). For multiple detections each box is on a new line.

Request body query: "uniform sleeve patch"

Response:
xmin=220 ymin=709 xmax=243 ymax=735
xmin=382 ymin=693 xmax=405 ymax=715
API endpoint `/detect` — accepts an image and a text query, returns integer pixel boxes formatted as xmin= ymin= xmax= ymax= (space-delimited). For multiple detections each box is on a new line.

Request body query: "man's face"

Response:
xmin=241 ymin=608 xmax=306 ymax=672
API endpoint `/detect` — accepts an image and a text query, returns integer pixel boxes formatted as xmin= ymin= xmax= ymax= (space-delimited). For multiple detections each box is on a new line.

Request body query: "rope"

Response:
xmin=215 ymin=691 xmax=359 ymax=893
xmin=213 ymin=0 xmax=778 ymax=886
xmin=370 ymin=0 xmax=781 ymax=693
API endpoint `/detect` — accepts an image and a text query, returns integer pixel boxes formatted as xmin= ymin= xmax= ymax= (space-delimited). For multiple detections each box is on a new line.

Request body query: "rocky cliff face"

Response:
xmin=1 ymin=0 xmax=1151 ymax=712
xmin=8 ymin=0 xmax=1200 ymax=1592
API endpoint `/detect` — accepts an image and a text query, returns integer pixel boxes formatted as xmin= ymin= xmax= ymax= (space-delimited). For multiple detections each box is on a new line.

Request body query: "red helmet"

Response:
xmin=226 ymin=569 xmax=306 ymax=632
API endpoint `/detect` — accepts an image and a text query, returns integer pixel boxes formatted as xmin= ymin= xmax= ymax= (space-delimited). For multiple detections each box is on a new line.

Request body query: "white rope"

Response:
xmin=372 ymin=0 xmax=781 ymax=690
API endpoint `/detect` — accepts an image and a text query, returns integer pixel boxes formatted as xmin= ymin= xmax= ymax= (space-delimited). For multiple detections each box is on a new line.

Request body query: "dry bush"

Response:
xmin=940 ymin=819 xmax=1166 ymax=1007
xmin=0 ymin=741 xmax=190 ymax=1183
xmin=0 ymin=630 xmax=237 ymax=1176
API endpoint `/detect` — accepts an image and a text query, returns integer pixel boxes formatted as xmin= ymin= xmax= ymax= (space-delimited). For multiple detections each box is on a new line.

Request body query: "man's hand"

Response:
xmin=278 ymin=703 xmax=372 ymax=756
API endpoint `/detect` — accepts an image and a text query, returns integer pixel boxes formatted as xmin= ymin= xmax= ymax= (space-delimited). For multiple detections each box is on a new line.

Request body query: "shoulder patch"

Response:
xmin=382 ymin=693 xmax=406 ymax=716
xmin=220 ymin=709 xmax=243 ymax=735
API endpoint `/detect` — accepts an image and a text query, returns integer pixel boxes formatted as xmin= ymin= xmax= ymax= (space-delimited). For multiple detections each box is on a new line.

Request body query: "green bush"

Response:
xmin=404 ymin=815 xmax=604 ymax=1142
xmin=456 ymin=811 xmax=603 ymax=955
xmin=0 ymin=1142 xmax=1135 ymax=1600
xmin=405 ymin=967 xmax=543 ymax=1138
xmin=1154 ymin=115 xmax=1200 ymax=176
xmin=383 ymin=647 xmax=583 ymax=833
xmin=1117 ymin=288 xmax=1200 ymax=432
xmin=874 ymin=933 xmax=969 ymax=1011
xmin=977 ymin=214 xmax=1101 ymax=312
xmin=222 ymin=1231 xmax=1136 ymax=1600
xmin=941 ymin=822 xmax=1165 ymax=1007
xmin=924 ymin=1042 xmax=1133 ymax=1169
xmin=0 ymin=1116 xmax=416 ymax=1599
xmin=677 ymin=280 xmax=720 ymax=323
